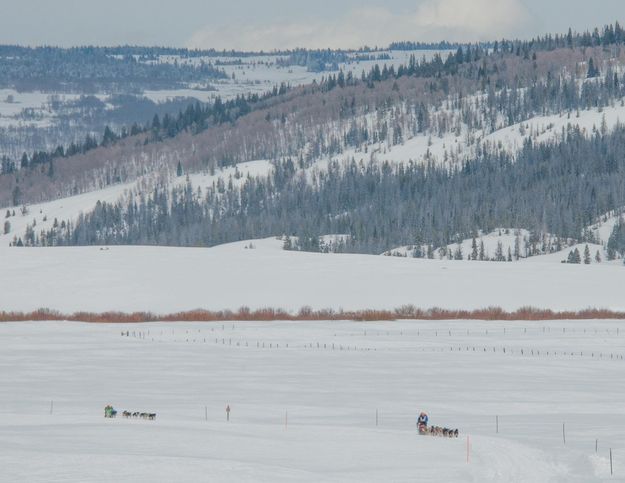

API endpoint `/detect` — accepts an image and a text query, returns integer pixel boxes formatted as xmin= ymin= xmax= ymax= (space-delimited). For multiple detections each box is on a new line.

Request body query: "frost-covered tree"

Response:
xmin=495 ymin=241 xmax=504 ymax=261
xmin=453 ymin=243 xmax=464 ymax=260
xmin=513 ymin=235 xmax=521 ymax=260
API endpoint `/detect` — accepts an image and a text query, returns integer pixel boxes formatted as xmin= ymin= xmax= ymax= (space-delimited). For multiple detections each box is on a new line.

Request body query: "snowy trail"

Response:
xmin=1 ymin=320 xmax=623 ymax=481
xmin=0 ymin=421 xmax=570 ymax=482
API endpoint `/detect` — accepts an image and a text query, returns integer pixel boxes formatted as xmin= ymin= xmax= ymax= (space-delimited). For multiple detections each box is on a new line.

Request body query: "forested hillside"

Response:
xmin=25 ymin=125 xmax=625 ymax=255
xmin=4 ymin=24 xmax=625 ymax=258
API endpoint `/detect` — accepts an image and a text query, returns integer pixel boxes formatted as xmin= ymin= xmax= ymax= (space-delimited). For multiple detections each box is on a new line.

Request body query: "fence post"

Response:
xmin=496 ymin=415 xmax=499 ymax=434
xmin=562 ymin=422 xmax=566 ymax=445
xmin=595 ymin=439 xmax=598 ymax=453
xmin=285 ymin=410 xmax=288 ymax=430
xmin=50 ymin=400 xmax=53 ymax=415
xmin=610 ymin=448 xmax=613 ymax=476
xmin=205 ymin=406 xmax=207 ymax=421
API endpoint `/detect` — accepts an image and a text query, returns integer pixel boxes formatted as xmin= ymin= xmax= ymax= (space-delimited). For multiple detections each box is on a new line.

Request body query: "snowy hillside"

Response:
xmin=2 ymin=237 xmax=625 ymax=314
xmin=385 ymin=227 xmax=620 ymax=265
xmin=308 ymin=99 xmax=625 ymax=174
xmin=590 ymin=209 xmax=625 ymax=245
xmin=0 ymin=160 xmax=274 ymax=246
xmin=0 ymin=49 xmax=449 ymax=160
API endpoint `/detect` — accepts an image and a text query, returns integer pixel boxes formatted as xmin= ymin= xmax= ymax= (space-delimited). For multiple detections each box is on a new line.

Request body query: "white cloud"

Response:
xmin=414 ymin=0 xmax=531 ymax=39
xmin=186 ymin=0 xmax=531 ymax=51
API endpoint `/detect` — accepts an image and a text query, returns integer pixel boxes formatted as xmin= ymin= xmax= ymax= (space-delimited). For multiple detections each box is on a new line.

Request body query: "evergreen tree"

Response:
xmin=152 ymin=114 xmax=161 ymax=130
xmin=176 ymin=161 xmax=183 ymax=177
xmin=567 ymin=27 xmax=574 ymax=48
xmin=495 ymin=241 xmax=504 ymax=261
xmin=514 ymin=235 xmax=521 ymax=260
xmin=607 ymin=218 xmax=625 ymax=257
xmin=587 ymin=57 xmax=600 ymax=78
xmin=583 ymin=244 xmax=591 ymax=264
xmin=479 ymin=240 xmax=486 ymax=261
xmin=102 ymin=126 xmax=117 ymax=146
xmin=453 ymin=243 xmax=464 ymax=260
xmin=569 ymin=247 xmax=581 ymax=263
xmin=11 ymin=186 xmax=20 ymax=207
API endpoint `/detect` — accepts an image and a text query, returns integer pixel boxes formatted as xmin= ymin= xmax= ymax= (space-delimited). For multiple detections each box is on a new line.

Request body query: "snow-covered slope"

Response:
xmin=2 ymin=237 xmax=624 ymax=313
xmin=385 ymin=228 xmax=616 ymax=265
xmin=482 ymin=102 xmax=625 ymax=153
xmin=0 ymin=160 xmax=274 ymax=246
xmin=589 ymin=209 xmax=624 ymax=245
xmin=309 ymin=99 xmax=625 ymax=173
xmin=386 ymin=228 xmax=534 ymax=260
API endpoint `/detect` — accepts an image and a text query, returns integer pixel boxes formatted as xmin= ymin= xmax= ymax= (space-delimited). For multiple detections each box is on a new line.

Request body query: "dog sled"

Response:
xmin=105 ymin=405 xmax=155 ymax=420
xmin=417 ymin=411 xmax=459 ymax=438
xmin=104 ymin=405 xmax=117 ymax=418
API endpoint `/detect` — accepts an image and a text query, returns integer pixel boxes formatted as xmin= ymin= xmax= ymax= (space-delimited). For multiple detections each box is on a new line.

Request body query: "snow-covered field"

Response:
xmin=2 ymin=237 xmax=625 ymax=313
xmin=0 ymin=319 xmax=623 ymax=482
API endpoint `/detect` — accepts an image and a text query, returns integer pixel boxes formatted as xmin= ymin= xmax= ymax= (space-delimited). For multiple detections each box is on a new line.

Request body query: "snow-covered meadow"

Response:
xmin=0 ymin=319 xmax=623 ymax=482
xmin=2 ymin=237 xmax=625 ymax=314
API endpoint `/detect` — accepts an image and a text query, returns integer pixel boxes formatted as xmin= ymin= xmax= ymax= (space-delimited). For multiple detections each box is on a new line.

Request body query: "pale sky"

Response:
xmin=1 ymin=0 xmax=623 ymax=50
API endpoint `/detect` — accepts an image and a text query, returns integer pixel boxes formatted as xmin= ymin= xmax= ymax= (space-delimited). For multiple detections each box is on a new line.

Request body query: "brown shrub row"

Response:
xmin=0 ymin=306 xmax=624 ymax=323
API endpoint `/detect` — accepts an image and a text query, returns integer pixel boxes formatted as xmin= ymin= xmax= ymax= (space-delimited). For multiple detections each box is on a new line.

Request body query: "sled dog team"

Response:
xmin=417 ymin=412 xmax=459 ymax=438
xmin=104 ymin=405 xmax=156 ymax=420
xmin=423 ymin=425 xmax=459 ymax=438
xmin=123 ymin=410 xmax=156 ymax=420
